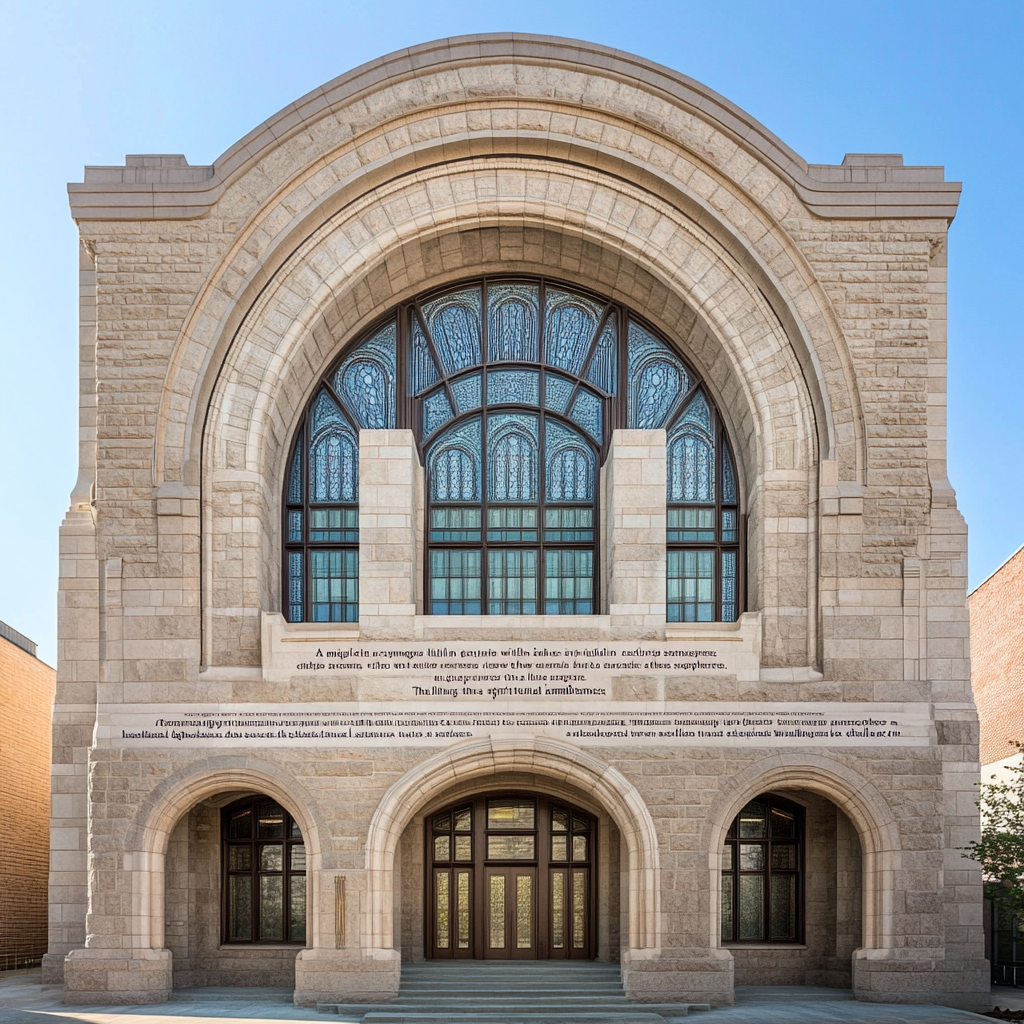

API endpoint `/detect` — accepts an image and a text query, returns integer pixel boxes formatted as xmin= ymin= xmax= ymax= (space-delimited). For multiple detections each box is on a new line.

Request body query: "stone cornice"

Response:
xmin=67 ymin=34 xmax=961 ymax=223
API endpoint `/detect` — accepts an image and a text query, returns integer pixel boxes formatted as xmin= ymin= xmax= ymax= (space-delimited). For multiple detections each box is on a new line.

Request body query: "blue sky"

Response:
xmin=1 ymin=0 xmax=1021 ymax=665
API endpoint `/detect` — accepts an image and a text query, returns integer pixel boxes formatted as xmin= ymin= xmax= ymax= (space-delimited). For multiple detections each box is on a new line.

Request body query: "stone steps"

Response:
xmin=316 ymin=961 xmax=710 ymax=1021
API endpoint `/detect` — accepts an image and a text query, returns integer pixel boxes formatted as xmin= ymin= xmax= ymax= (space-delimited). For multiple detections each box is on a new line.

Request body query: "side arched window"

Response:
xmin=283 ymin=277 xmax=742 ymax=622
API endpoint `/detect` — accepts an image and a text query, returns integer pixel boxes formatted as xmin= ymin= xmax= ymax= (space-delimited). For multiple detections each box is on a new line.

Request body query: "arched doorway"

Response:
xmin=425 ymin=792 xmax=596 ymax=960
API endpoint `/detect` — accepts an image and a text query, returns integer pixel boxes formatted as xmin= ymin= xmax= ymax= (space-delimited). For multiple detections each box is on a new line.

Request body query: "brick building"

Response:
xmin=970 ymin=544 xmax=1024 ymax=771
xmin=1 ymin=621 xmax=55 ymax=970
xmin=45 ymin=35 xmax=989 ymax=1010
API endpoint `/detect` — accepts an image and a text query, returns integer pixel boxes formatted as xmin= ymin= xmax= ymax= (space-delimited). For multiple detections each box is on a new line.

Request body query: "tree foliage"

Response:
xmin=964 ymin=742 xmax=1024 ymax=917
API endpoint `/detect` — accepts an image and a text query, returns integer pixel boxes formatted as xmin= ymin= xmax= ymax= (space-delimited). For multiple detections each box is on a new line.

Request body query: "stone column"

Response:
xmin=603 ymin=429 xmax=666 ymax=638
xmin=357 ymin=429 xmax=420 ymax=640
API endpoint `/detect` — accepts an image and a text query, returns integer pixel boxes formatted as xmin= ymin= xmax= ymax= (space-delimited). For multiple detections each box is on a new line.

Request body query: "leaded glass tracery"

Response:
xmin=284 ymin=276 xmax=742 ymax=622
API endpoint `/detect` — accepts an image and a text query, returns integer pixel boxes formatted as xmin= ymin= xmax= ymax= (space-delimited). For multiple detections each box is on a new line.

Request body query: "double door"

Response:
xmin=428 ymin=794 xmax=594 ymax=959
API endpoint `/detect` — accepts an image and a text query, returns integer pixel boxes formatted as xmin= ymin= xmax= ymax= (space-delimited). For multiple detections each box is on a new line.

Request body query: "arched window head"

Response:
xmin=283 ymin=276 xmax=743 ymax=622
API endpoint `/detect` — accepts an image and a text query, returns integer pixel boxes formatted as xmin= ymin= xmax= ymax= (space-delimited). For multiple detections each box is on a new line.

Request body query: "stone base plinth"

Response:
xmin=63 ymin=947 xmax=172 ymax=1005
xmin=41 ymin=952 xmax=69 ymax=985
xmin=293 ymin=947 xmax=400 ymax=1006
xmin=622 ymin=947 xmax=734 ymax=1006
xmin=852 ymin=948 xmax=991 ymax=1011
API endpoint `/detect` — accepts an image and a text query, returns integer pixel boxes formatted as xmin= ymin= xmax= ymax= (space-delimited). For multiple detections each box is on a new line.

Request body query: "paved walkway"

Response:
xmin=0 ymin=969 xmax=1018 ymax=1024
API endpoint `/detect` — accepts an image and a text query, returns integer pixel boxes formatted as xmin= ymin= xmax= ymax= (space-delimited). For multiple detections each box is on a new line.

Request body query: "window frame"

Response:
xmin=282 ymin=274 xmax=745 ymax=622
xmin=720 ymin=793 xmax=804 ymax=945
xmin=221 ymin=796 xmax=308 ymax=946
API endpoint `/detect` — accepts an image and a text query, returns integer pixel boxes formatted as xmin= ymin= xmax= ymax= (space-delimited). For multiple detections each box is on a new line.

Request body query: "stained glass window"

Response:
xmin=721 ymin=794 xmax=802 ymax=944
xmin=285 ymin=277 xmax=741 ymax=622
xmin=223 ymin=796 xmax=306 ymax=946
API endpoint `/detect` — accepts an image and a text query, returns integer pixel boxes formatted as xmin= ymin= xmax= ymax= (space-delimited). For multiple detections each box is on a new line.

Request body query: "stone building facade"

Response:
xmin=1 ymin=621 xmax=55 ymax=970
xmin=45 ymin=35 xmax=988 ymax=1010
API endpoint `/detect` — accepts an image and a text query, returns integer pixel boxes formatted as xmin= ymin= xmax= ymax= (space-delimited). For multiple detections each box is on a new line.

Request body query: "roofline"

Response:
xmin=969 ymin=540 xmax=1024 ymax=598
xmin=67 ymin=33 xmax=961 ymax=223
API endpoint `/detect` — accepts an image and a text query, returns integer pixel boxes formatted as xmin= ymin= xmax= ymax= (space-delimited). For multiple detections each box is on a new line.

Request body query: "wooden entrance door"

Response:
xmin=426 ymin=794 xmax=595 ymax=959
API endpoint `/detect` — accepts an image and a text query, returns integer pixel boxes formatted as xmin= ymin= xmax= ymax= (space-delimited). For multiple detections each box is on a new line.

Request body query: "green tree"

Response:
xmin=965 ymin=742 xmax=1024 ymax=917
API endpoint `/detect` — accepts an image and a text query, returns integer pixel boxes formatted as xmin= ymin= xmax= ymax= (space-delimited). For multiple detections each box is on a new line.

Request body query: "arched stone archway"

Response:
xmin=363 ymin=737 xmax=660 ymax=954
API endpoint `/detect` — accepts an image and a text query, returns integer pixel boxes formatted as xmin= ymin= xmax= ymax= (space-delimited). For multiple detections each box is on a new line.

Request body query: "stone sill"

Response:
xmin=724 ymin=943 xmax=808 ymax=950
xmin=217 ymin=944 xmax=308 ymax=952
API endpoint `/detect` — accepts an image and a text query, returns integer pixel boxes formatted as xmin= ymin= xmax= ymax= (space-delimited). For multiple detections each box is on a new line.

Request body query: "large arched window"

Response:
xmin=283 ymin=277 xmax=743 ymax=622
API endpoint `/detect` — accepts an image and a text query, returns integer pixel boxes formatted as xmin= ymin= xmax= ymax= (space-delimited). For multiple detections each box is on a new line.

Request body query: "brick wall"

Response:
xmin=970 ymin=545 xmax=1024 ymax=766
xmin=0 ymin=633 xmax=55 ymax=969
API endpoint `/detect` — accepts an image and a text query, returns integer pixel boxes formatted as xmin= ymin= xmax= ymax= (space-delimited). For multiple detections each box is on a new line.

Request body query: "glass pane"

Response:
xmin=310 ymin=393 xmax=358 ymax=503
xmin=667 ymin=392 xmax=715 ymax=502
xmin=229 ymin=845 xmax=252 ymax=871
xmin=260 ymin=875 xmax=284 ymax=941
xmin=544 ymin=507 xmax=593 ymax=542
xmin=667 ymin=507 xmax=715 ymax=543
xmin=310 ymin=507 xmax=358 ymax=543
xmin=771 ymin=844 xmax=797 ymax=870
xmin=422 ymin=387 xmax=455 ymax=437
xmin=290 ymin=875 xmax=307 ymax=942
xmin=428 ymin=417 xmax=482 ymax=502
xmin=739 ymin=802 xmax=768 ymax=839
xmin=722 ymin=444 xmax=737 ymax=504
xmin=434 ymin=835 xmax=451 ymax=861
xmin=573 ymin=835 xmax=588 ymax=862
xmin=431 ymin=507 xmax=482 ymax=542
xmin=572 ymin=871 xmax=586 ymax=948
xmin=551 ymin=836 xmax=568 ymax=861
xmin=455 ymin=836 xmax=472 ymax=861
xmin=429 ymin=549 xmax=482 ymax=615
xmin=722 ymin=550 xmax=738 ymax=623
xmin=770 ymin=874 xmax=797 ymax=941
xmin=487 ymin=413 xmax=539 ymax=502
xmin=543 ymin=372 xmax=575 ymax=413
xmin=290 ymin=845 xmax=306 ymax=872
xmin=572 ymin=814 xmax=588 ymax=832
xmin=487 ymin=835 xmax=536 ymax=859
xmin=423 ymin=287 xmax=483 ymax=374
xmin=409 ymin=316 xmax=440 ymax=395
xmin=516 ymin=875 xmax=533 ymax=948
xmin=290 ymin=819 xmax=302 ymax=839
xmin=488 ymin=800 xmax=536 ymax=829
xmin=228 ymin=875 xmax=252 ymax=941
xmin=436 ymin=873 xmax=450 ymax=949
xmin=569 ymin=389 xmax=602 ymax=442
xmin=487 ymin=506 xmax=538 ymax=542
xmin=229 ymin=808 xmax=252 ymax=840
xmin=457 ymin=871 xmax=471 ymax=948
xmin=488 ymin=369 xmax=540 ymax=407
xmin=334 ymin=321 xmax=397 ymax=429
xmin=488 ymin=283 xmax=540 ymax=362
xmin=722 ymin=846 xmax=733 ymax=872
xmin=721 ymin=509 xmax=738 ymax=543
xmin=721 ymin=875 xmax=734 ymax=942
xmin=666 ymin=549 xmax=714 ymax=623
xmin=771 ymin=807 xmax=797 ymax=839
xmin=552 ymin=809 xmax=569 ymax=832
xmin=739 ymin=844 xmax=763 ymax=871
xmin=311 ymin=549 xmax=359 ymax=623
xmin=451 ymin=371 xmax=483 ymax=414
xmin=544 ymin=549 xmax=594 ymax=615
xmin=545 ymin=420 xmax=594 ymax=503
xmin=257 ymin=802 xmax=285 ymax=840
xmin=287 ymin=436 xmax=303 ymax=504
xmin=433 ymin=812 xmax=451 ymax=832
xmin=489 ymin=875 xmax=505 ymax=948
xmin=287 ymin=551 xmax=303 ymax=623
xmin=584 ymin=319 xmax=617 ymax=395
xmin=552 ymin=872 xmax=565 ymax=948
xmin=288 ymin=510 xmax=302 ymax=542
xmin=627 ymin=320 xmax=689 ymax=429
xmin=261 ymin=844 xmax=283 ymax=871
xmin=487 ymin=548 xmax=538 ymax=615
xmin=738 ymin=875 xmax=764 ymax=940
xmin=454 ymin=809 xmax=472 ymax=832
xmin=544 ymin=289 xmax=601 ymax=375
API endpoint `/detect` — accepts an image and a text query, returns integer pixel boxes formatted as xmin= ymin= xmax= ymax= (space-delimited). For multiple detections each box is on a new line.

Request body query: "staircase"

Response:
xmin=317 ymin=960 xmax=710 ymax=1022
